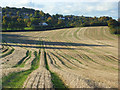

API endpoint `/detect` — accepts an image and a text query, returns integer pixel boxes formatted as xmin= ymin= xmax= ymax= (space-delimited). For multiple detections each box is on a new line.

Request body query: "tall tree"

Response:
xmin=17 ymin=11 xmax=20 ymax=16
xmin=34 ymin=10 xmax=40 ymax=18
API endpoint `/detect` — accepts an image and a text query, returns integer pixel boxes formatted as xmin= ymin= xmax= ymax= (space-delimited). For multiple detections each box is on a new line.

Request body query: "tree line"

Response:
xmin=107 ymin=19 xmax=120 ymax=34
xmin=2 ymin=6 xmax=120 ymax=34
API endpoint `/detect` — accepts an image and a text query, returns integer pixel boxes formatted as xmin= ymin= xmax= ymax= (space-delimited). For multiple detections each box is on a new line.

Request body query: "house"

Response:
xmin=39 ymin=22 xmax=48 ymax=26
xmin=42 ymin=22 xmax=48 ymax=26
xmin=67 ymin=17 xmax=73 ymax=20
xmin=58 ymin=17 xmax=65 ymax=20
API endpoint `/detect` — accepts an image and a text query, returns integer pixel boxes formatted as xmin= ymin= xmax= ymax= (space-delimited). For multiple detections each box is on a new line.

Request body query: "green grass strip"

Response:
xmin=31 ymin=50 xmax=40 ymax=70
xmin=50 ymin=72 xmax=68 ymax=89
xmin=44 ymin=51 xmax=49 ymax=70
xmin=2 ymin=70 xmax=31 ymax=88
xmin=2 ymin=50 xmax=41 ymax=88
xmin=44 ymin=50 xmax=68 ymax=89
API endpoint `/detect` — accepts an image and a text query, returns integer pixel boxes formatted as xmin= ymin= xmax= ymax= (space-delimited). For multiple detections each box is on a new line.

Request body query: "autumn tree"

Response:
xmin=34 ymin=10 xmax=40 ymax=18
xmin=27 ymin=21 xmax=32 ymax=27
xmin=2 ymin=16 xmax=9 ymax=30
xmin=39 ymin=10 xmax=45 ymax=17
xmin=107 ymin=19 xmax=118 ymax=28
xmin=57 ymin=19 xmax=65 ymax=27
xmin=17 ymin=11 xmax=20 ymax=16
xmin=17 ymin=18 xmax=25 ymax=29
xmin=46 ymin=17 xmax=53 ymax=26
xmin=2 ymin=19 xmax=8 ymax=30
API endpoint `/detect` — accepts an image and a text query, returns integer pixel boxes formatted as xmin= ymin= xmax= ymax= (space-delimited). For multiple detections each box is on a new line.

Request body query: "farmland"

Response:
xmin=1 ymin=26 xmax=118 ymax=88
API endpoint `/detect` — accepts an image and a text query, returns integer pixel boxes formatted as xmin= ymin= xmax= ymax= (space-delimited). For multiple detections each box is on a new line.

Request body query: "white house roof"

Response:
xmin=58 ymin=17 xmax=65 ymax=20
xmin=39 ymin=22 xmax=48 ymax=26
xmin=42 ymin=22 xmax=48 ymax=25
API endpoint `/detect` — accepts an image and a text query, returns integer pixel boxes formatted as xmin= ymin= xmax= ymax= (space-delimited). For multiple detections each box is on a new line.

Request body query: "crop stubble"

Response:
xmin=1 ymin=26 xmax=118 ymax=88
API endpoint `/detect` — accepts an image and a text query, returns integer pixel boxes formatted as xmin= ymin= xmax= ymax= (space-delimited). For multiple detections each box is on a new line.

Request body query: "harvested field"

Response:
xmin=1 ymin=26 xmax=118 ymax=88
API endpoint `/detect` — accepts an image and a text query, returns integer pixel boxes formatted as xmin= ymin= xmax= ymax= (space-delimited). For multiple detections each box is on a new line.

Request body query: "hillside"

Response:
xmin=2 ymin=6 xmax=114 ymax=31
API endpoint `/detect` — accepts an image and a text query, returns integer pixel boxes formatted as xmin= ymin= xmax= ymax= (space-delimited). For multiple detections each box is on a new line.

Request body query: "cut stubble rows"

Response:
xmin=1 ymin=26 xmax=118 ymax=88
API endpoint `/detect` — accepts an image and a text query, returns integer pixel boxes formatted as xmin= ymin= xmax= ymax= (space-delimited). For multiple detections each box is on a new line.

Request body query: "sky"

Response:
xmin=0 ymin=0 xmax=119 ymax=19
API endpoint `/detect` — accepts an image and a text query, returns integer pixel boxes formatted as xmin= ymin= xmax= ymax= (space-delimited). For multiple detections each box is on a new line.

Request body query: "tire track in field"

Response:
xmin=23 ymin=49 xmax=53 ymax=88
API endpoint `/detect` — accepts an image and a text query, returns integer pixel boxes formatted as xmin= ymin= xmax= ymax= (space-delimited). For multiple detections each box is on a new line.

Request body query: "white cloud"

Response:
xmin=40 ymin=2 xmax=118 ymax=19
xmin=96 ymin=3 xmax=117 ymax=11
xmin=20 ymin=0 xmax=119 ymax=2
xmin=0 ymin=0 xmax=118 ymax=19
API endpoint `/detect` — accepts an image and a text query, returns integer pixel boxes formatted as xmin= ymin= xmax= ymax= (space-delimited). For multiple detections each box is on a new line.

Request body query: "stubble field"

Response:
xmin=0 ymin=26 xmax=118 ymax=88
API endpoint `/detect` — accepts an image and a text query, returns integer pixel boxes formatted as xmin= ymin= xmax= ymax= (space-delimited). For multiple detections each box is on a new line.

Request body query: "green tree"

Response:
xmin=107 ymin=19 xmax=118 ymax=28
xmin=8 ymin=22 xmax=14 ymax=30
xmin=2 ymin=19 xmax=8 ymax=30
xmin=57 ymin=19 xmax=65 ymax=27
xmin=46 ymin=17 xmax=53 ymax=26
xmin=39 ymin=10 xmax=45 ymax=17
xmin=27 ymin=21 xmax=32 ymax=27
xmin=17 ymin=18 xmax=25 ymax=29
xmin=2 ymin=16 xmax=9 ymax=30
xmin=9 ymin=12 xmax=12 ymax=16
xmin=24 ymin=18 xmax=29 ymax=26
xmin=17 ymin=11 xmax=20 ymax=16
xmin=30 ymin=17 xmax=40 ymax=25
xmin=34 ymin=10 xmax=40 ymax=18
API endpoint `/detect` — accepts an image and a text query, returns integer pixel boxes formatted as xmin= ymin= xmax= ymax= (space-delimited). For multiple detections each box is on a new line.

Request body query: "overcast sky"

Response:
xmin=0 ymin=0 xmax=119 ymax=19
